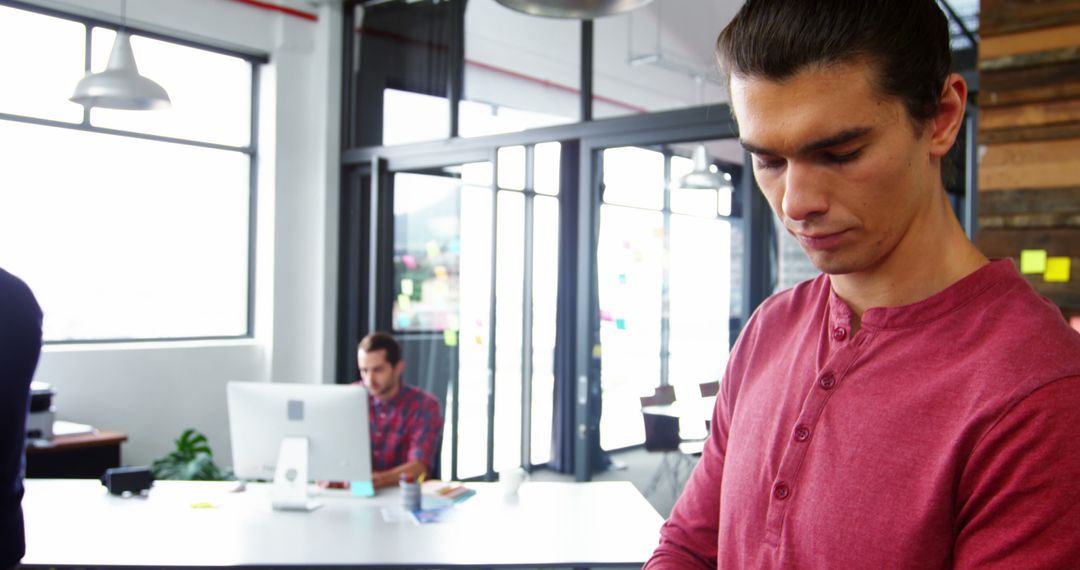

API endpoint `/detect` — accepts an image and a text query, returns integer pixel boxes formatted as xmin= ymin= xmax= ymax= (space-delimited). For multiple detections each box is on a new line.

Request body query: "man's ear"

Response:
xmin=928 ymin=73 xmax=967 ymax=159
xmin=395 ymin=359 xmax=405 ymax=377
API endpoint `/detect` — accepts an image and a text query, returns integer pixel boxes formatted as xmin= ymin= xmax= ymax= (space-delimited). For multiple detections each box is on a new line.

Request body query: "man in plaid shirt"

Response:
xmin=353 ymin=332 xmax=443 ymax=488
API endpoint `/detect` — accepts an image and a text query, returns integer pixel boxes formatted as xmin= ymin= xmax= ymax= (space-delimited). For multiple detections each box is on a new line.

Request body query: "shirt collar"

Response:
xmin=827 ymin=259 xmax=1015 ymax=330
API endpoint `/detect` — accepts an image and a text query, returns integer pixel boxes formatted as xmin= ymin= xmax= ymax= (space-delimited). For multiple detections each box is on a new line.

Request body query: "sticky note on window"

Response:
xmin=616 ymin=318 xmax=626 ymax=330
xmin=401 ymin=278 xmax=414 ymax=296
xmin=402 ymin=254 xmax=417 ymax=269
xmin=443 ymin=329 xmax=458 ymax=347
xmin=426 ymin=241 xmax=441 ymax=258
xmin=1044 ymin=257 xmax=1071 ymax=283
xmin=1020 ymin=249 xmax=1047 ymax=274
xmin=397 ymin=294 xmax=412 ymax=310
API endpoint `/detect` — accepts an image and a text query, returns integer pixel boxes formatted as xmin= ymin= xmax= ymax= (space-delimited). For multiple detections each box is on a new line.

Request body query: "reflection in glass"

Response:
xmin=530 ymin=195 xmax=559 ymax=464
xmin=0 ymin=120 xmax=249 ymax=341
xmin=668 ymin=214 xmax=730 ymax=420
xmin=0 ymin=6 xmax=86 ymax=123
xmin=497 ymin=146 xmax=526 ymax=191
xmin=463 ymin=0 xmax=579 ymax=132
xmin=459 ymin=100 xmax=572 ymax=139
xmin=494 ymin=191 xmax=525 ymax=471
xmin=597 ymin=205 xmax=664 ymax=449
xmin=534 ymin=142 xmax=561 ymax=196
xmin=602 ymin=147 xmax=664 ymax=210
xmin=597 ymin=145 xmax=742 ymax=450
xmin=392 ymin=173 xmax=462 ymax=332
xmin=89 ymin=28 xmax=252 ymax=147
xmin=383 ymin=89 xmax=450 ymax=146
xmin=456 ymin=171 xmax=494 ymax=479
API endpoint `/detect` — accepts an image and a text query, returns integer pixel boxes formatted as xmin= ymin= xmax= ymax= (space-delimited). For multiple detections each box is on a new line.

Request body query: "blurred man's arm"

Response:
xmin=643 ymin=397 xmax=727 ymax=570
xmin=953 ymin=377 xmax=1080 ymax=568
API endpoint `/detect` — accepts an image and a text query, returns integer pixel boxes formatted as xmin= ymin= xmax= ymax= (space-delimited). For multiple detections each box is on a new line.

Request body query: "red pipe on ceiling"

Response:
xmin=228 ymin=0 xmax=318 ymax=22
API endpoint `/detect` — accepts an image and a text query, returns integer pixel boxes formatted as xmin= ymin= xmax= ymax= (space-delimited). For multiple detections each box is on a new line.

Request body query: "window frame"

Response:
xmin=0 ymin=0 xmax=267 ymax=345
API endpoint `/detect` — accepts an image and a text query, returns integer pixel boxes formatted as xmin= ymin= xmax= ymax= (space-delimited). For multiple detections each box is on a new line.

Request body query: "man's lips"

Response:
xmin=796 ymin=230 xmax=848 ymax=250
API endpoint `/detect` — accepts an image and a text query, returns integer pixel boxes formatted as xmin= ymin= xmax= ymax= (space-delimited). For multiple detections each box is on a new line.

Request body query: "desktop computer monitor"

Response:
xmin=226 ymin=381 xmax=373 ymax=511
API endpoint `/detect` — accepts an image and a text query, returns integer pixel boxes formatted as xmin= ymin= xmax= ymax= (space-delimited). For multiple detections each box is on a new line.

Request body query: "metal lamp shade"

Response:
xmin=678 ymin=144 xmax=730 ymax=190
xmin=495 ymin=0 xmax=653 ymax=19
xmin=70 ymin=31 xmax=171 ymax=110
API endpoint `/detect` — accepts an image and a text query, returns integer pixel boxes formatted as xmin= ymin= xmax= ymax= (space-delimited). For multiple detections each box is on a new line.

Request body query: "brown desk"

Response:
xmin=25 ymin=430 xmax=127 ymax=479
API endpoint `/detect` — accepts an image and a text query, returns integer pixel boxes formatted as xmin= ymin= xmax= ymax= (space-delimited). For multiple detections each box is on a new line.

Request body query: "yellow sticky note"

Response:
xmin=443 ymin=329 xmax=458 ymax=347
xmin=401 ymin=278 xmax=414 ymax=296
xmin=474 ymin=335 xmax=484 ymax=346
xmin=592 ymin=344 xmax=602 ymax=358
xmin=1020 ymin=249 xmax=1047 ymax=274
xmin=397 ymin=294 xmax=412 ymax=310
xmin=434 ymin=265 xmax=448 ymax=280
xmin=1044 ymin=257 xmax=1071 ymax=283
xmin=426 ymin=241 xmax=441 ymax=258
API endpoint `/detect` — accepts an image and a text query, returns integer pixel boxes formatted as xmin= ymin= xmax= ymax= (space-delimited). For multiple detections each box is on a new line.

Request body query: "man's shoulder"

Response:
xmin=752 ymin=273 xmax=831 ymax=326
xmin=0 ymin=267 xmax=41 ymax=319
xmin=966 ymin=271 xmax=1080 ymax=375
xmin=400 ymin=384 xmax=441 ymax=408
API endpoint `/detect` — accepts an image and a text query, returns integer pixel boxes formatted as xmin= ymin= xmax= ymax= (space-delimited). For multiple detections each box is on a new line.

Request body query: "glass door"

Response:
xmin=597 ymin=141 xmax=744 ymax=450
xmin=387 ymin=143 xmax=561 ymax=481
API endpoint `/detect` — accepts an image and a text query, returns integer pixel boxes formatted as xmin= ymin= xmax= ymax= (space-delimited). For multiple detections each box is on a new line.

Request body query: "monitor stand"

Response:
xmin=271 ymin=437 xmax=322 ymax=511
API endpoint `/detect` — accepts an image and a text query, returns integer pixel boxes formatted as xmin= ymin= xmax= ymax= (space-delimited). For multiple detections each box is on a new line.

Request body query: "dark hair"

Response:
xmin=716 ymin=0 xmax=952 ymax=128
xmin=358 ymin=331 xmax=403 ymax=365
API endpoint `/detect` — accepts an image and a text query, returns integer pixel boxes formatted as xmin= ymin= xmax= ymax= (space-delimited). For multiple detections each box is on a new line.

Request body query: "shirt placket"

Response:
xmin=764 ymin=313 xmax=865 ymax=544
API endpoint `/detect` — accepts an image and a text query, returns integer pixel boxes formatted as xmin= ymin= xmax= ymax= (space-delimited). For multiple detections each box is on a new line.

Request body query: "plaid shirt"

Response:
xmin=355 ymin=382 xmax=443 ymax=473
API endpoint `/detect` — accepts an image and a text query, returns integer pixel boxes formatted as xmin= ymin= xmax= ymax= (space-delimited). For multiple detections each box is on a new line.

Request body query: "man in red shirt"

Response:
xmin=354 ymin=331 xmax=443 ymax=488
xmin=646 ymin=1 xmax=1080 ymax=567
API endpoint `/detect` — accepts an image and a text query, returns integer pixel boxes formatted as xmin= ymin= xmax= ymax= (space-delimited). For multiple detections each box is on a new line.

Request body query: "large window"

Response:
xmin=0 ymin=4 xmax=258 ymax=343
xmin=598 ymin=144 xmax=741 ymax=450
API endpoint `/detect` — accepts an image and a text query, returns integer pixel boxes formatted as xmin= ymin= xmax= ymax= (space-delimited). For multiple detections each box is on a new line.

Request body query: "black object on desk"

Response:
xmin=102 ymin=466 xmax=154 ymax=495
xmin=26 ymin=430 xmax=128 ymax=479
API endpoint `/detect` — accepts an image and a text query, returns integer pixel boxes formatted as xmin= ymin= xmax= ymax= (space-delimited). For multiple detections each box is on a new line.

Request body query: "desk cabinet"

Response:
xmin=25 ymin=430 xmax=127 ymax=479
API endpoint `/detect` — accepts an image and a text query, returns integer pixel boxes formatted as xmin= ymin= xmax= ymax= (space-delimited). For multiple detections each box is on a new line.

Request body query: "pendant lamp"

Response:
xmin=495 ymin=0 xmax=653 ymax=19
xmin=678 ymin=144 xmax=730 ymax=191
xmin=70 ymin=1 xmax=170 ymax=110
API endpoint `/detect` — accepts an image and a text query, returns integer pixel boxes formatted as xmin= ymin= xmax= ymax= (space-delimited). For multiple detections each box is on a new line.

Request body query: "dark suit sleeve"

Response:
xmin=0 ymin=268 xmax=43 ymax=567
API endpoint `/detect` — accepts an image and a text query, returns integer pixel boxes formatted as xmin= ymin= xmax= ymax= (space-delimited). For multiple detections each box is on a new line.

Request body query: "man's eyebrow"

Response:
xmin=740 ymin=127 xmax=873 ymax=157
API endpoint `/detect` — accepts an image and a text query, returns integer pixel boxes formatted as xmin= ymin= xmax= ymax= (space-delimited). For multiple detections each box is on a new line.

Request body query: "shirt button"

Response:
xmin=819 ymin=374 xmax=836 ymax=390
xmin=794 ymin=426 xmax=810 ymax=442
xmin=832 ymin=327 xmax=847 ymax=341
xmin=774 ymin=483 xmax=790 ymax=500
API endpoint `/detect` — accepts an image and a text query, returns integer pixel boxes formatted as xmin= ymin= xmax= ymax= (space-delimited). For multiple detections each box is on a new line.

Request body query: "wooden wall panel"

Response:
xmin=981 ymin=23 xmax=1080 ymax=58
xmin=979 ymin=0 xmax=1080 ymax=316
xmin=979 ymin=138 xmax=1080 ymax=190
xmin=981 ymin=0 xmax=1080 ymax=36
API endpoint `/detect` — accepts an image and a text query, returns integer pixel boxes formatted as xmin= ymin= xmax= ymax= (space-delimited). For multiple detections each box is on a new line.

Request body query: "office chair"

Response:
xmin=640 ymin=392 xmax=699 ymax=500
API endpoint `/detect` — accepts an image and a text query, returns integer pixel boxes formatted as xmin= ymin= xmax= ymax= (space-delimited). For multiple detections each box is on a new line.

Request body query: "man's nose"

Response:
xmin=781 ymin=163 xmax=829 ymax=222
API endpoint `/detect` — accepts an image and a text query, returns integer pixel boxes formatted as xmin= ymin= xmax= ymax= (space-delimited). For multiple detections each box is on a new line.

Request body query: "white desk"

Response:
xmin=22 ymin=479 xmax=664 ymax=568
xmin=641 ymin=396 xmax=716 ymax=420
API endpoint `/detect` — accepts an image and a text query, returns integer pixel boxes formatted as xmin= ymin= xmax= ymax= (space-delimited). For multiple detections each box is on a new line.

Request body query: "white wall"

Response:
xmin=26 ymin=0 xmax=342 ymax=467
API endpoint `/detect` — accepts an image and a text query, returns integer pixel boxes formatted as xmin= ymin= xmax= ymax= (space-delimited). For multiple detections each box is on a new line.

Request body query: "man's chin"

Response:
xmin=804 ymin=253 xmax=859 ymax=276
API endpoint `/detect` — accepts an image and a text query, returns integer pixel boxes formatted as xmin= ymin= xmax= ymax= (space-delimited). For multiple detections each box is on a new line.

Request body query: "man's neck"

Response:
xmin=831 ymin=192 xmax=987 ymax=327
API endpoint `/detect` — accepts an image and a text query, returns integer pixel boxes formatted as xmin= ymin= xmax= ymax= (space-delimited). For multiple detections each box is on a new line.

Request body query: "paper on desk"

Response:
xmin=53 ymin=420 xmax=95 ymax=436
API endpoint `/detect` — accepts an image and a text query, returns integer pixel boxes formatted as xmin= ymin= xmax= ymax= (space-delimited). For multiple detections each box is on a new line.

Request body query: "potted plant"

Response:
xmin=151 ymin=428 xmax=233 ymax=481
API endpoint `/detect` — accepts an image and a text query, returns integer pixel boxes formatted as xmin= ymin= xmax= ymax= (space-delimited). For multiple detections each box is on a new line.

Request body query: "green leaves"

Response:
xmin=151 ymin=428 xmax=233 ymax=481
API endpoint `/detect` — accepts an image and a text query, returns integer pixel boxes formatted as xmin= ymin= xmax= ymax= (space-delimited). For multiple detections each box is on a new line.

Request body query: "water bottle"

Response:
xmin=400 ymin=473 xmax=421 ymax=512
